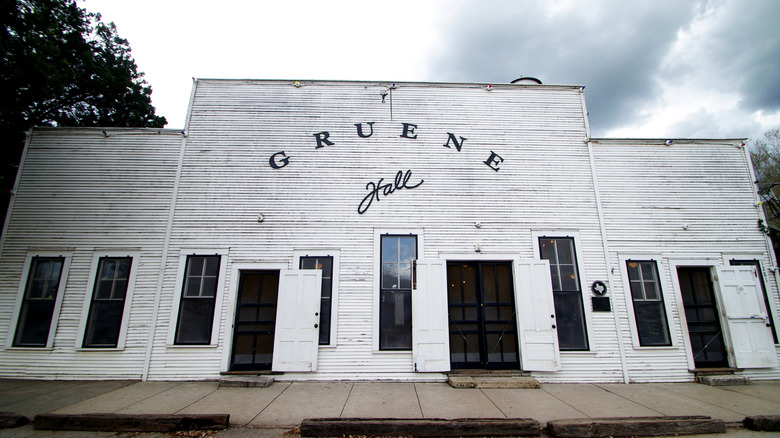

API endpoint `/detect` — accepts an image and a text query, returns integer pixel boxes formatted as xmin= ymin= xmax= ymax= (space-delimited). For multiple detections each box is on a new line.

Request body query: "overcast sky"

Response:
xmin=81 ymin=0 xmax=780 ymax=141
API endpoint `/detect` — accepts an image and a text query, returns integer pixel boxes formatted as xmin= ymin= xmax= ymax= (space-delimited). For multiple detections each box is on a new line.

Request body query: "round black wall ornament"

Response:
xmin=591 ymin=280 xmax=608 ymax=296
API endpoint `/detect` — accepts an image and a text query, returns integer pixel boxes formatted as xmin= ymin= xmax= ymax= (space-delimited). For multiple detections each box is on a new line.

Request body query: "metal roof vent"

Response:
xmin=511 ymin=76 xmax=542 ymax=85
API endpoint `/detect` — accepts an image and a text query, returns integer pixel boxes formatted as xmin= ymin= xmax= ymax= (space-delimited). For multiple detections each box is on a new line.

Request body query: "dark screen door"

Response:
xmin=230 ymin=270 xmax=279 ymax=371
xmin=448 ymin=262 xmax=519 ymax=369
xmin=678 ymin=267 xmax=728 ymax=368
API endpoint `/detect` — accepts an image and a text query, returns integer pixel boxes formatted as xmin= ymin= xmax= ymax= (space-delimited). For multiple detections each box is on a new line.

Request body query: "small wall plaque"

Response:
xmin=592 ymin=296 xmax=611 ymax=312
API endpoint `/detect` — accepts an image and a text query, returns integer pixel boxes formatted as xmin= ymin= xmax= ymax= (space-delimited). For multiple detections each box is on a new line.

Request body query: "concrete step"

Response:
xmin=218 ymin=375 xmax=274 ymax=388
xmin=697 ymin=374 xmax=751 ymax=386
xmin=449 ymin=375 xmax=540 ymax=389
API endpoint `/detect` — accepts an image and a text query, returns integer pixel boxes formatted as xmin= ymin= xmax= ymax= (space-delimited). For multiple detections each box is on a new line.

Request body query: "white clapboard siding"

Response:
xmin=4 ymin=82 xmax=777 ymax=383
xmin=0 ymin=128 xmax=183 ymax=379
xmin=591 ymin=139 xmax=780 ymax=382
xmin=143 ymin=79 xmax=627 ymax=382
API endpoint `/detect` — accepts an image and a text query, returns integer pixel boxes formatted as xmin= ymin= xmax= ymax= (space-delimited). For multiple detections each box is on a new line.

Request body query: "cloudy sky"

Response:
xmin=81 ymin=0 xmax=780 ymax=141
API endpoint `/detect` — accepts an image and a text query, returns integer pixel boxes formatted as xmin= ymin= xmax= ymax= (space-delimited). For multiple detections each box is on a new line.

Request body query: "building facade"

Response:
xmin=0 ymin=79 xmax=778 ymax=383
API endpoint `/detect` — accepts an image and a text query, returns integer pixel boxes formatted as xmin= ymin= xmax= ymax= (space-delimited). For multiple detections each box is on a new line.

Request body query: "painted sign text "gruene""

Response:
xmin=268 ymin=122 xmax=505 ymax=172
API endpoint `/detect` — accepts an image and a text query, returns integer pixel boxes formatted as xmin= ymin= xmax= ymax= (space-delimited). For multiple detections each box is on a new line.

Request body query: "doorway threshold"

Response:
xmin=447 ymin=370 xmax=539 ymax=389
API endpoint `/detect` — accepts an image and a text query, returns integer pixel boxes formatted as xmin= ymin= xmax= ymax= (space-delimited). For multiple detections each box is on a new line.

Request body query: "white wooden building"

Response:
xmin=0 ymin=79 xmax=778 ymax=383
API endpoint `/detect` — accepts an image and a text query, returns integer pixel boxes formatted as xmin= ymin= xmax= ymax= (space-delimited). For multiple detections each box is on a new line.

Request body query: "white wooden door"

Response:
xmin=272 ymin=269 xmax=322 ymax=372
xmin=514 ymin=259 xmax=561 ymax=371
xmin=716 ymin=266 xmax=778 ymax=368
xmin=412 ymin=259 xmax=450 ymax=372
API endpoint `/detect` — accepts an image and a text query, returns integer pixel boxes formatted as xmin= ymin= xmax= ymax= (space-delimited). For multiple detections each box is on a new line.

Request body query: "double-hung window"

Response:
xmin=174 ymin=255 xmax=221 ymax=345
xmin=83 ymin=257 xmax=132 ymax=348
xmin=14 ymin=257 xmax=65 ymax=347
xmin=300 ymin=256 xmax=334 ymax=345
xmin=379 ymin=235 xmax=416 ymax=350
xmin=539 ymin=237 xmax=589 ymax=350
xmin=626 ymin=260 xmax=671 ymax=346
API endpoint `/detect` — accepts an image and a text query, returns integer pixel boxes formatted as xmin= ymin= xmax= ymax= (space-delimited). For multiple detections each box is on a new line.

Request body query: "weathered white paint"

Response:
xmin=0 ymin=128 xmax=183 ymax=380
xmin=716 ymin=265 xmax=778 ymax=368
xmin=272 ymin=269 xmax=322 ymax=372
xmin=514 ymin=259 xmax=561 ymax=371
xmin=411 ymin=259 xmax=450 ymax=372
xmin=0 ymin=81 xmax=777 ymax=383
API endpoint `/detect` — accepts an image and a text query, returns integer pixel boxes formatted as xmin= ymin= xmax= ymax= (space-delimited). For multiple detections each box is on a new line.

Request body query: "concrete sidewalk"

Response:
xmin=0 ymin=379 xmax=779 ymax=436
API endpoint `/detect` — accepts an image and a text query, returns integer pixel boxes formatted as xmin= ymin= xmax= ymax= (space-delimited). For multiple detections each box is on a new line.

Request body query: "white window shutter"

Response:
xmin=412 ymin=259 xmax=450 ymax=372
xmin=514 ymin=259 xmax=561 ymax=371
xmin=715 ymin=266 xmax=778 ymax=368
xmin=272 ymin=269 xmax=322 ymax=372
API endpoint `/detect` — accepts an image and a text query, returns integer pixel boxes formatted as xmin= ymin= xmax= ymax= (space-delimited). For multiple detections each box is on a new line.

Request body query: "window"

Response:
xmin=539 ymin=237 xmax=588 ymax=350
xmin=175 ymin=255 xmax=221 ymax=345
xmin=627 ymin=260 xmax=671 ymax=346
xmin=300 ymin=256 xmax=333 ymax=345
xmin=380 ymin=235 xmax=416 ymax=350
xmin=14 ymin=257 xmax=65 ymax=347
xmin=82 ymin=257 xmax=132 ymax=348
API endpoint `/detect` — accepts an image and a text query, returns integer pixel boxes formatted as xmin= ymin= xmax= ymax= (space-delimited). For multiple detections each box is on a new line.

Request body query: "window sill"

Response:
xmin=4 ymin=346 xmax=53 ymax=351
xmin=167 ymin=344 xmax=218 ymax=349
xmin=630 ymin=345 xmax=678 ymax=350
xmin=76 ymin=347 xmax=125 ymax=352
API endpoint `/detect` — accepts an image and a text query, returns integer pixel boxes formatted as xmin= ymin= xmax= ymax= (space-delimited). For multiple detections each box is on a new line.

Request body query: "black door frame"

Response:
xmin=447 ymin=261 xmax=520 ymax=370
xmin=229 ymin=270 xmax=280 ymax=371
xmin=677 ymin=266 xmax=729 ymax=369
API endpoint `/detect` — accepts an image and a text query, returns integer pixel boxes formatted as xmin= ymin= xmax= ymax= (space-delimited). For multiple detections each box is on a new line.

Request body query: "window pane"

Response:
xmin=643 ymin=281 xmax=659 ymax=300
xmin=629 ymin=281 xmax=643 ymax=300
xmin=184 ymin=277 xmax=202 ymax=297
xmin=382 ymin=237 xmax=398 ymax=262
xmin=549 ymin=266 xmax=561 ymax=292
xmin=318 ymin=257 xmax=332 ymax=273
xmin=627 ymin=261 xmax=640 ymax=281
xmin=635 ymin=302 xmax=671 ymax=346
xmin=201 ymin=277 xmax=217 ymax=297
xmin=382 ymin=263 xmax=398 ymax=289
xmin=556 ymin=240 xmax=574 ymax=264
xmin=14 ymin=301 xmax=55 ymax=346
xmin=14 ymin=258 xmax=64 ymax=347
xmin=188 ymin=257 xmax=204 ymax=276
xmin=380 ymin=290 xmax=412 ymax=349
xmin=398 ymin=263 xmax=412 ymax=289
xmin=540 ymin=240 xmax=556 ymax=263
xmin=398 ymin=237 xmax=415 ymax=262
xmin=553 ymin=290 xmax=588 ymax=350
xmin=28 ymin=280 xmax=45 ymax=299
xmin=559 ymin=265 xmax=578 ymax=291
xmin=176 ymin=299 xmax=215 ymax=344
xmin=113 ymin=280 xmax=128 ymax=300
xmin=204 ymin=257 xmax=220 ymax=276
xmin=83 ymin=301 xmax=124 ymax=347
xmin=100 ymin=260 xmax=117 ymax=280
xmin=96 ymin=279 xmax=114 ymax=299
xmin=260 ymin=272 xmax=278 ymax=304
xmin=319 ymin=297 xmax=331 ymax=345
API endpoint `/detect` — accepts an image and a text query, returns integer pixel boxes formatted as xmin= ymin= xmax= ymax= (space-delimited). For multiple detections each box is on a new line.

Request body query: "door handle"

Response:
xmin=314 ymin=324 xmax=319 ymax=328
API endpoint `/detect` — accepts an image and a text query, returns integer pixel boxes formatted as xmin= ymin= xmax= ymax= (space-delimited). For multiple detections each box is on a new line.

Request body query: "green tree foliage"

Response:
xmin=751 ymin=128 xmax=780 ymax=228
xmin=0 ymin=0 xmax=166 ymax=224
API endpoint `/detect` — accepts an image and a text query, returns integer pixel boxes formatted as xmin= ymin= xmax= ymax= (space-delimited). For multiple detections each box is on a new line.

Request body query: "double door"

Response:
xmin=447 ymin=262 xmax=520 ymax=369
